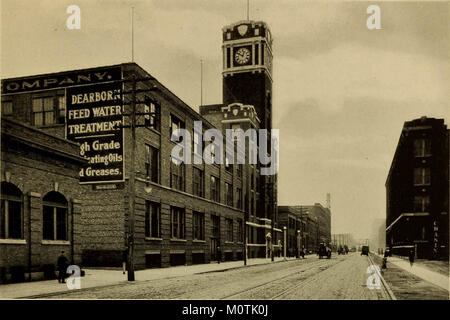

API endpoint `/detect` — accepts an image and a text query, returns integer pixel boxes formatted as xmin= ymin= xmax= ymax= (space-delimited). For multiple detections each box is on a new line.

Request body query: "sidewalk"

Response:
xmin=0 ymin=256 xmax=298 ymax=299
xmin=375 ymin=253 xmax=449 ymax=291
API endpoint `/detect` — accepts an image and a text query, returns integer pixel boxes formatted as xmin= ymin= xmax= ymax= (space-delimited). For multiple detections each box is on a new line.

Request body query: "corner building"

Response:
xmin=386 ymin=117 xmax=449 ymax=260
xmin=2 ymin=62 xmax=248 ymax=270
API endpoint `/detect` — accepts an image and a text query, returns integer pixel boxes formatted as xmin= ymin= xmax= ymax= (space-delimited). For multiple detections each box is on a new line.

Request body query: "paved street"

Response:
xmin=30 ymin=253 xmax=390 ymax=299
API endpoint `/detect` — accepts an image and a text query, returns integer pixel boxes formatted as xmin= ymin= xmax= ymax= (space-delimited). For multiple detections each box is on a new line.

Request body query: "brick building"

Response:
xmin=1 ymin=18 xmax=279 ymax=275
xmin=1 ymin=62 xmax=251 ymax=270
xmin=386 ymin=117 xmax=449 ymax=260
xmin=278 ymin=204 xmax=331 ymax=255
xmin=0 ymin=117 xmax=85 ymax=282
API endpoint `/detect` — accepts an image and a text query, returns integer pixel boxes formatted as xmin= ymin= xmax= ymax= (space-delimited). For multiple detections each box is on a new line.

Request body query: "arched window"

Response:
xmin=0 ymin=182 xmax=23 ymax=239
xmin=43 ymin=191 xmax=68 ymax=241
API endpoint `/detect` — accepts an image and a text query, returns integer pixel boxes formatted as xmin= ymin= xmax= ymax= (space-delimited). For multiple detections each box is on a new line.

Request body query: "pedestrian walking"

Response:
xmin=122 ymin=249 xmax=127 ymax=275
xmin=300 ymin=246 xmax=305 ymax=259
xmin=217 ymin=245 xmax=222 ymax=264
xmin=408 ymin=248 xmax=415 ymax=267
xmin=57 ymin=251 xmax=68 ymax=283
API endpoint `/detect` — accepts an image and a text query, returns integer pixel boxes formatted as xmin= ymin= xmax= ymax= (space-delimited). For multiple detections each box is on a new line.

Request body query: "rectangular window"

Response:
xmin=43 ymin=205 xmax=67 ymax=241
xmin=0 ymin=199 xmax=22 ymax=239
xmin=236 ymin=187 xmax=242 ymax=209
xmin=210 ymin=176 xmax=220 ymax=202
xmin=261 ymin=43 xmax=264 ymax=65
xmin=57 ymin=96 xmax=65 ymax=124
xmin=193 ymin=128 xmax=203 ymax=157
xmin=237 ymin=219 xmax=244 ymax=242
xmin=43 ymin=206 xmax=54 ymax=240
xmin=171 ymin=207 xmax=185 ymax=239
xmin=225 ymin=182 xmax=233 ymax=207
xmin=144 ymin=97 xmax=160 ymax=131
xmin=211 ymin=214 xmax=220 ymax=238
xmin=170 ymin=160 xmax=185 ymax=191
xmin=255 ymin=43 xmax=259 ymax=64
xmin=414 ymin=168 xmax=431 ymax=186
xmin=414 ymin=139 xmax=431 ymax=157
xmin=225 ymin=156 xmax=233 ymax=173
xmin=32 ymin=97 xmax=55 ymax=126
xmin=56 ymin=207 xmax=67 ymax=240
xmin=193 ymin=211 xmax=205 ymax=240
xmin=413 ymin=196 xmax=430 ymax=213
xmin=227 ymin=47 xmax=231 ymax=68
xmin=2 ymin=101 xmax=13 ymax=116
xmin=170 ymin=114 xmax=185 ymax=140
xmin=193 ymin=167 xmax=204 ymax=197
xmin=236 ymin=164 xmax=242 ymax=178
xmin=226 ymin=218 xmax=233 ymax=242
xmin=145 ymin=201 xmax=160 ymax=238
xmin=145 ymin=144 xmax=159 ymax=183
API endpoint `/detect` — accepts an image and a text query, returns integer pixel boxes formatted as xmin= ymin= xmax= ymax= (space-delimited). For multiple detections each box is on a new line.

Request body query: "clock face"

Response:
xmin=234 ymin=47 xmax=251 ymax=65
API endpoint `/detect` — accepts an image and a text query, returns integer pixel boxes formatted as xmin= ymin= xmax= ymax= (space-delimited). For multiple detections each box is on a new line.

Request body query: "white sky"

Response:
xmin=1 ymin=0 xmax=449 ymax=239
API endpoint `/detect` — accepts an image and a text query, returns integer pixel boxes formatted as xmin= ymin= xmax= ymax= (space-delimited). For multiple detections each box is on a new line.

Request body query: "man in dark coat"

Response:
xmin=57 ymin=251 xmax=68 ymax=283
xmin=216 ymin=245 xmax=222 ymax=264
xmin=408 ymin=248 xmax=415 ymax=267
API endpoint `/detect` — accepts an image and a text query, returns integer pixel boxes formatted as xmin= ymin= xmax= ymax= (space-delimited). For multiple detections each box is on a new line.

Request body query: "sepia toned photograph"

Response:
xmin=0 ymin=0 xmax=449 ymax=309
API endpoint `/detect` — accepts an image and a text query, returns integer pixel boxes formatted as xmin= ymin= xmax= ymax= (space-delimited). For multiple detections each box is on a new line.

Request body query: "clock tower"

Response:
xmin=222 ymin=20 xmax=273 ymax=132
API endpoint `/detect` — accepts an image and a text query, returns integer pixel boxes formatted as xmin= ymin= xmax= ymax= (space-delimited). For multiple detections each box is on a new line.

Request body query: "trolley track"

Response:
xmin=220 ymin=256 xmax=345 ymax=300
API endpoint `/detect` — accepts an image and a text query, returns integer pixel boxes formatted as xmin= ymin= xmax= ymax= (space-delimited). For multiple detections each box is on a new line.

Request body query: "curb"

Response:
xmin=368 ymin=253 xmax=397 ymax=300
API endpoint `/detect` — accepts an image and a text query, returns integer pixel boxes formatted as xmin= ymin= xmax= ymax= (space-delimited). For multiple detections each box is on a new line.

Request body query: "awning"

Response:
xmin=386 ymin=212 xmax=429 ymax=232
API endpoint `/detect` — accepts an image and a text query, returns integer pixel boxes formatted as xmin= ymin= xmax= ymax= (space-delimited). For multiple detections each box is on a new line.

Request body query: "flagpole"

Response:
xmin=131 ymin=7 xmax=134 ymax=62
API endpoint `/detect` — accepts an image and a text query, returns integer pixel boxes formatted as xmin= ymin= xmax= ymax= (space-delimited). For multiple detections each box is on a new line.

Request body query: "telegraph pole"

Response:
xmin=269 ymin=179 xmax=274 ymax=262
xmin=127 ymin=74 xmax=137 ymax=281
xmin=119 ymin=74 xmax=158 ymax=281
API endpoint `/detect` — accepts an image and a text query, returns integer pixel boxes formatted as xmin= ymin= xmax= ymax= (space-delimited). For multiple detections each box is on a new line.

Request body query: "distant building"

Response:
xmin=386 ymin=117 xmax=449 ymax=260
xmin=278 ymin=203 xmax=331 ymax=255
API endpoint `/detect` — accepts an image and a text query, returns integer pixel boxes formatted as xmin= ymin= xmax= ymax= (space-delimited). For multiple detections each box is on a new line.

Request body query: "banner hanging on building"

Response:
xmin=66 ymin=81 xmax=124 ymax=184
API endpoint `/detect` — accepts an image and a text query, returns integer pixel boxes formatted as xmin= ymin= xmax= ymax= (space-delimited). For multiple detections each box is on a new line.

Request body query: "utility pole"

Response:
xmin=119 ymin=74 xmax=158 ymax=282
xmin=200 ymin=60 xmax=203 ymax=106
xmin=269 ymin=179 xmax=274 ymax=262
xmin=244 ymin=188 xmax=248 ymax=266
xmin=127 ymin=74 xmax=137 ymax=281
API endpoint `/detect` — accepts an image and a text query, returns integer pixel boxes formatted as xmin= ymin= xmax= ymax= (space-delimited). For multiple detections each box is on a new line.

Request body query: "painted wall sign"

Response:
xmin=66 ymin=81 xmax=124 ymax=184
xmin=2 ymin=66 xmax=121 ymax=94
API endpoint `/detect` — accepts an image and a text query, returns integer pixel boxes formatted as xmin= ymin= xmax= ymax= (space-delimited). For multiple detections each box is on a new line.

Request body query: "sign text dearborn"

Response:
xmin=63 ymin=67 xmax=124 ymax=184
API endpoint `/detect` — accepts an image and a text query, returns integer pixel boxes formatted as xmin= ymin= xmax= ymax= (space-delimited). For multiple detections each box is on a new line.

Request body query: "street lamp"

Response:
xmin=283 ymin=226 xmax=287 ymax=260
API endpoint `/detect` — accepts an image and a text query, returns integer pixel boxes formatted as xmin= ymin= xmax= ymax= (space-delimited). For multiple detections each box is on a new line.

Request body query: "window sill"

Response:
xmin=145 ymin=237 xmax=162 ymax=241
xmin=225 ymin=241 xmax=234 ymax=244
xmin=413 ymin=184 xmax=431 ymax=187
xmin=170 ymin=238 xmax=187 ymax=242
xmin=41 ymin=240 xmax=70 ymax=245
xmin=0 ymin=239 xmax=26 ymax=245
xmin=192 ymin=239 xmax=206 ymax=243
